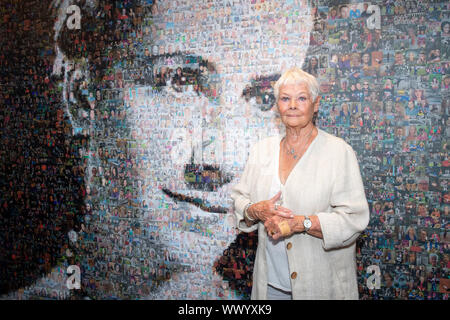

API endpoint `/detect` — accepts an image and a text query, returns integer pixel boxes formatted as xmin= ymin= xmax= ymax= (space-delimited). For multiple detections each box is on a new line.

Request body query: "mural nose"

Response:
xmin=183 ymin=137 xmax=232 ymax=191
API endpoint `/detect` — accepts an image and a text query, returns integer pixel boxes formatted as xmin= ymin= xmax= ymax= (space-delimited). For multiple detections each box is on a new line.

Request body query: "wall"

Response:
xmin=0 ymin=0 xmax=448 ymax=300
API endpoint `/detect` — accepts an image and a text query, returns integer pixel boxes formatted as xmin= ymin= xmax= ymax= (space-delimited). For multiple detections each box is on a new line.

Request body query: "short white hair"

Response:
xmin=273 ymin=67 xmax=320 ymax=102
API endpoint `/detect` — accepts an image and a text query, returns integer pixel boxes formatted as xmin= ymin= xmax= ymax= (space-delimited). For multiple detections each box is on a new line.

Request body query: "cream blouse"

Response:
xmin=231 ymin=128 xmax=370 ymax=299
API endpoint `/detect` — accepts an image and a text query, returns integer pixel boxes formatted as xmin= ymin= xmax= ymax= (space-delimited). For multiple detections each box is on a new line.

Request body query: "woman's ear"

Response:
xmin=59 ymin=57 xmax=93 ymax=136
xmin=313 ymin=96 xmax=320 ymax=112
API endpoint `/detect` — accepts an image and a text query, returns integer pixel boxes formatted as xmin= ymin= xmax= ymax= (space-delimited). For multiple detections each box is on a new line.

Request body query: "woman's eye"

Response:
xmin=298 ymin=96 xmax=307 ymax=101
xmin=281 ymin=97 xmax=290 ymax=102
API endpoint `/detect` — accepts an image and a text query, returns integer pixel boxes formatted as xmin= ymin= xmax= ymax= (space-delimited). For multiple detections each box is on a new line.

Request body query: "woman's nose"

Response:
xmin=289 ymin=98 xmax=298 ymax=109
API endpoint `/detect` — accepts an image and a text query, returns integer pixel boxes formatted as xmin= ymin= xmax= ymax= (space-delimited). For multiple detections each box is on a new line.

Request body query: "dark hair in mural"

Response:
xmin=0 ymin=0 xmax=85 ymax=295
xmin=51 ymin=0 xmax=163 ymax=299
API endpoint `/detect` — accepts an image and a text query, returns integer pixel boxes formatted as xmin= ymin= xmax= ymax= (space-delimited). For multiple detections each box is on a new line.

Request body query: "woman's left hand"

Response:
xmin=264 ymin=215 xmax=300 ymax=240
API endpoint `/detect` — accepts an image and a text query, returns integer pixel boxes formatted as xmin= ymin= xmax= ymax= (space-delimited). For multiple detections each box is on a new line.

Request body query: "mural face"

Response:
xmin=130 ymin=0 xmax=311 ymax=220
xmin=1 ymin=0 xmax=448 ymax=300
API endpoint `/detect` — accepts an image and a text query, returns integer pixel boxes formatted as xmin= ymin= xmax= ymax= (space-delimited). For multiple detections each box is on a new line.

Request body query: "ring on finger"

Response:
xmin=274 ymin=203 xmax=279 ymax=210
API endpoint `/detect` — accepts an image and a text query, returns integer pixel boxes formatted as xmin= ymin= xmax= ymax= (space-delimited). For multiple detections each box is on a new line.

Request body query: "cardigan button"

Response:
xmin=286 ymin=242 xmax=292 ymax=250
xmin=291 ymin=272 xmax=297 ymax=279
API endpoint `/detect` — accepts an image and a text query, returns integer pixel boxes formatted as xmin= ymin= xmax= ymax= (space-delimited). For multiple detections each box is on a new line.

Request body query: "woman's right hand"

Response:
xmin=246 ymin=191 xmax=294 ymax=223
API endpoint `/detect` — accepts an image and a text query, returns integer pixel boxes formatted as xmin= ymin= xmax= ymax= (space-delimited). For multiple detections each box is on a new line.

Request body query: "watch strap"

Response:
xmin=244 ymin=202 xmax=255 ymax=221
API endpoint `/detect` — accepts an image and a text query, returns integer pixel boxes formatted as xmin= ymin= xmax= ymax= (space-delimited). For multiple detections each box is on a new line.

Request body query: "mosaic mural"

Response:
xmin=0 ymin=0 xmax=448 ymax=300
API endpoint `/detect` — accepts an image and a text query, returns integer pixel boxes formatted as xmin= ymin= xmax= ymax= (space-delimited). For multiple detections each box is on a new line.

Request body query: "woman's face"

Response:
xmin=418 ymin=204 xmax=427 ymax=215
xmin=395 ymin=53 xmax=403 ymax=64
xmin=277 ymin=82 xmax=319 ymax=129
xmin=420 ymin=231 xmax=427 ymax=240
xmin=415 ymin=89 xmax=422 ymax=98
xmin=443 ymin=23 xmax=450 ymax=34
xmin=384 ymin=274 xmax=393 ymax=286
xmin=362 ymin=53 xmax=370 ymax=64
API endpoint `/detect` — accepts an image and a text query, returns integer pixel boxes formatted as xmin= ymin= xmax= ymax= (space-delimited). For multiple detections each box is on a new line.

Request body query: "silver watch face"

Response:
xmin=304 ymin=218 xmax=312 ymax=229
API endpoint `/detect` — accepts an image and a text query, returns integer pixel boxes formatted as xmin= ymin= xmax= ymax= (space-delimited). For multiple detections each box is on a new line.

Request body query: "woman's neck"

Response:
xmin=284 ymin=123 xmax=316 ymax=146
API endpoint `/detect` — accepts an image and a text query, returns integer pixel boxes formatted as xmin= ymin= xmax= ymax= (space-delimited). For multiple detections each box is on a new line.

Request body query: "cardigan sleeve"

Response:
xmin=230 ymin=143 xmax=259 ymax=233
xmin=316 ymin=142 xmax=370 ymax=251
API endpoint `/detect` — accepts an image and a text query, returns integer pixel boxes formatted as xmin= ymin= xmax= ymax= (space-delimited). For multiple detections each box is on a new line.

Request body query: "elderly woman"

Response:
xmin=231 ymin=67 xmax=370 ymax=300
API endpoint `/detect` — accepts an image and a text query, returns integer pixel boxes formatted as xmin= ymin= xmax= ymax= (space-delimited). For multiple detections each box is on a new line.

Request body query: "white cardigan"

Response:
xmin=231 ymin=128 xmax=370 ymax=300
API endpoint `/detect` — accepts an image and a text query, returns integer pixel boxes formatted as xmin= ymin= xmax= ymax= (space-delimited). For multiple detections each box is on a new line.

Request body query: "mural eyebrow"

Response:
xmin=149 ymin=52 xmax=216 ymax=69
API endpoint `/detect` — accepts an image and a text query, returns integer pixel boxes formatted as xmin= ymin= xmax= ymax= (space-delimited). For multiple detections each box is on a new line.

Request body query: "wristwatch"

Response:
xmin=303 ymin=216 xmax=312 ymax=232
xmin=244 ymin=202 xmax=255 ymax=221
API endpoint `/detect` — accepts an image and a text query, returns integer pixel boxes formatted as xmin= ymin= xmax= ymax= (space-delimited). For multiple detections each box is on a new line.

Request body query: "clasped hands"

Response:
xmin=246 ymin=191 xmax=301 ymax=240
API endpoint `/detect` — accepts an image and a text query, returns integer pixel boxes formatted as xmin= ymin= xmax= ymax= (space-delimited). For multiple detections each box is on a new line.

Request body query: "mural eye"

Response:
xmin=242 ymin=74 xmax=280 ymax=112
xmin=255 ymin=91 xmax=275 ymax=112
